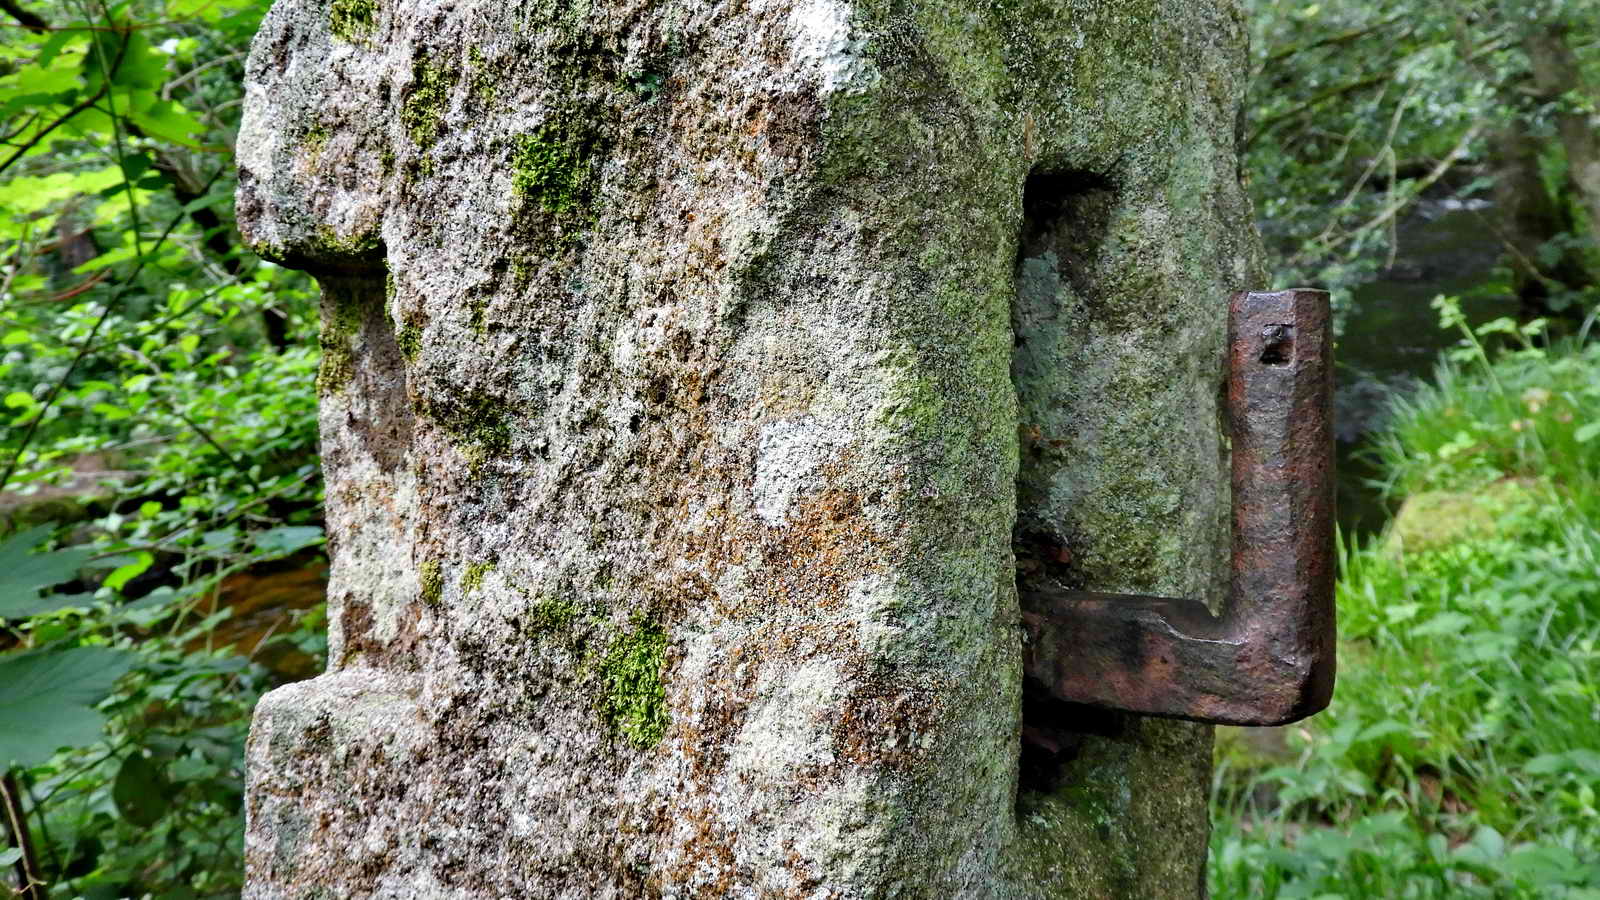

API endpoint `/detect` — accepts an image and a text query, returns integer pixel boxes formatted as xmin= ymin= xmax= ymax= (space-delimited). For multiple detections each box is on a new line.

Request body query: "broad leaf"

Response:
xmin=112 ymin=752 xmax=171 ymax=827
xmin=0 ymin=647 xmax=133 ymax=769
xmin=255 ymin=525 xmax=323 ymax=557
xmin=0 ymin=524 xmax=93 ymax=619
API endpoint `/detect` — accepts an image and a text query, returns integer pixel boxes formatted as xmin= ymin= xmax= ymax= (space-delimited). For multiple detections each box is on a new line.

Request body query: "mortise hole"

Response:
xmin=1259 ymin=324 xmax=1293 ymax=366
xmin=1012 ymin=164 xmax=1121 ymax=804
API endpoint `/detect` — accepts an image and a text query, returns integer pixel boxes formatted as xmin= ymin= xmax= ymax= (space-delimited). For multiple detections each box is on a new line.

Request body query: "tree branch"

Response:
xmin=1248 ymin=73 xmax=1393 ymax=150
xmin=0 ymin=0 xmax=47 ymax=33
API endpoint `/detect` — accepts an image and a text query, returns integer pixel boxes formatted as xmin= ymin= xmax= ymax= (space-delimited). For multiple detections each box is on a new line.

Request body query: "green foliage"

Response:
xmin=1373 ymin=296 xmax=1600 ymax=510
xmin=0 ymin=646 xmax=132 ymax=771
xmin=0 ymin=0 xmax=329 ymax=895
xmin=0 ymin=524 xmax=92 ymax=618
xmin=1245 ymin=0 xmax=1600 ymax=317
xmin=1212 ymin=324 xmax=1600 ymax=898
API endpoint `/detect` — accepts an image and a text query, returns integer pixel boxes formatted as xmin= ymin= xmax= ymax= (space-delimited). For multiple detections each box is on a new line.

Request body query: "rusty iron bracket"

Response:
xmin=1021 ymin=289 xmax=1336 ymax=726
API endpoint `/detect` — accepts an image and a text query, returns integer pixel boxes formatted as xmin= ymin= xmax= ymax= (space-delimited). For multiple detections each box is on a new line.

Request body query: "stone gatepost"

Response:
xmin=237 ymin=0 xmax=1261 ymax=894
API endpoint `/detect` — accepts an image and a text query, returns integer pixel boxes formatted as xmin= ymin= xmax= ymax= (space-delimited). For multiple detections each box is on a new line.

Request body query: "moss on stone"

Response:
xmin=317 ymin=340 xmax=355 ymax=395
xmin=525 ymin=595 xmax=577 ymax=634
xmin=309 ymin=225 xmax=384 ymax=262
xmin=302 ymin=125 xmax=331 ymax=166
xmin=395 ymin=321 xmax=423 ymax=361
xmin=402 ymin=57 xmax=455 ymax=149
xmin=597 ymin=616 xmax=669 ymax=749
xmin=468 ymin=47 xmax=498 ymax=106
xmin=419 ymin=560 xmax=444 ymax=606
xmin=1382 ymin=480 xmax=1543 ymax=555
xmin=328 ymin=0 xmax=377 ymax=42
xmin=511 ymin=124 xmax=592 ymax=217
xmin=462 ymin=561 xmax=495 ymax=594
xmin=419 ymin=389 xmax=513 ymax=467
xmin=315 ymin=281 xmax=371 ymax=396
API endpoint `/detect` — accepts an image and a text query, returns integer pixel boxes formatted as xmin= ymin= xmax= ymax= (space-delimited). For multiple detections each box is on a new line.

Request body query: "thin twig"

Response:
xmin=1265 ymin=14 xmax=1408 ymax=65
xmin=1 ymin=771 xmax=44 ymax=900
xmin=1248 ymin=73 xmax=1393 ymax=149
xmin=0 ymin=0 xmax=46 ymax=33
xmin=1293 ymin=121 xmax=1486 ymax=264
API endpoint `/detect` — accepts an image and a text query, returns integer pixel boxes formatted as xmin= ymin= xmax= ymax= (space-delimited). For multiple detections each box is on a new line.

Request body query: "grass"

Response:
xmin=1210 ymin=298 xmax=1600 ymax=898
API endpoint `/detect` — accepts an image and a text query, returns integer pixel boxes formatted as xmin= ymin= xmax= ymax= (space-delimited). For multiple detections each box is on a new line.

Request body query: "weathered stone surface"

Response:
xmin=237 ymin=0 xmax=1262 ymax=894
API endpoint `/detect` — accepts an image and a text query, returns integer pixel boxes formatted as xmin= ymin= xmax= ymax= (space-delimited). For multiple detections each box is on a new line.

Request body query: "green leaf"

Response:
xmin=0 ymin=525 xmax=93 ymax=619
xmin=128 ymin=96 xmax=206 ymax=147
xmin=92 ymin=401 xmax=131 ymax=421
xmin=1575 ymin=422 xmax=1600 ymax=444
xmin=112 ymin=752 xmax=172 ymax=827
xmin=255 ymin=525 xmax=323 ymax=557
xmin=103 ymin=552 xmax=154 ymax=592
xmin=1504 ymin=845 xmax=1582 ymax=886
xmin=1 ymin=329 xmax=29 ymax=346
xmin=0 ymin=846 xmax=19 ymax=867
xmin=1411 ymin=611 xmax=1474 ymax=637
xmin=0 ymin=647 xmax=133 ymax=769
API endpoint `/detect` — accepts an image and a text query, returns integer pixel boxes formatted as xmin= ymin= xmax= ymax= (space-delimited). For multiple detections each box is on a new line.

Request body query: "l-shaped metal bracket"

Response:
xmin=1022 ymin=289 xmax=1336 ymax=726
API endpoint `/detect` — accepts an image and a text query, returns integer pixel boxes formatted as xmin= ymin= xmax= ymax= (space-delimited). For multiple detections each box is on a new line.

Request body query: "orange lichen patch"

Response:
xmin=751 ymin=488 xmax=892 ymax=615
xmin=831 ymin=676 xmax=943 ymax=771
xmin=659 ymin=801 xmax=741 ymax=897
xmin=332 ymin=591 xmax=427 ymax=674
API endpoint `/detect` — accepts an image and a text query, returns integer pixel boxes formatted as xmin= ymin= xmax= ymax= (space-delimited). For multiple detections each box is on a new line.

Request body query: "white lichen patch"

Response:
xmin=727 ymin=657 xmax=844 ymax=776
xmin=752 ymin=418 xmax=851 ymax=526
xmin=780 ymin=0 xmax=876 ymax=95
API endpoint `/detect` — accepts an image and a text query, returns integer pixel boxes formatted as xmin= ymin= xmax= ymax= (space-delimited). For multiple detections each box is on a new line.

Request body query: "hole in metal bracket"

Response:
xmin=1259 ymin=324 xmax=1293 ymax=366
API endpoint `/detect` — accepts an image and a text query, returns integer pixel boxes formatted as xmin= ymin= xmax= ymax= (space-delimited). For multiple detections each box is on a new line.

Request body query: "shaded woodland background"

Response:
xmin=0 ymin=0 xmax=1595 ymax=896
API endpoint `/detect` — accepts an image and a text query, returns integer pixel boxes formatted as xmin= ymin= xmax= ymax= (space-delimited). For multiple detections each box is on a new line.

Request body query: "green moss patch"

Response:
xmin=597 ymin=617 xmax=669 ymax=749
xmin=462 ymin=561 xmax=495 ymax=594
xmin=419 ymin=389 xmax=513 ymax=467
xmin=402 ymin=57 xmax=456 ymax=149
xmin=419 ymin=560 xmax=443 ymax=606
xmin=508 ymin=117 xmax=605 ymax=250
xmin=512 ymin=124 xmax=592 ymax=216
xmin=395 ymin=320 xmax=423 ymax=361
xmin=525 ymin=596 xmax=577 ymax=634
xmin=329 ymin=0 xmax=377 ymax=41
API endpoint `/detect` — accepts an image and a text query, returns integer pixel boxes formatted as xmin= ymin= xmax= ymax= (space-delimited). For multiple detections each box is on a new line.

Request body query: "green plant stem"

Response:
xmin=20 ymin=779 xmax=57 ymax=886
